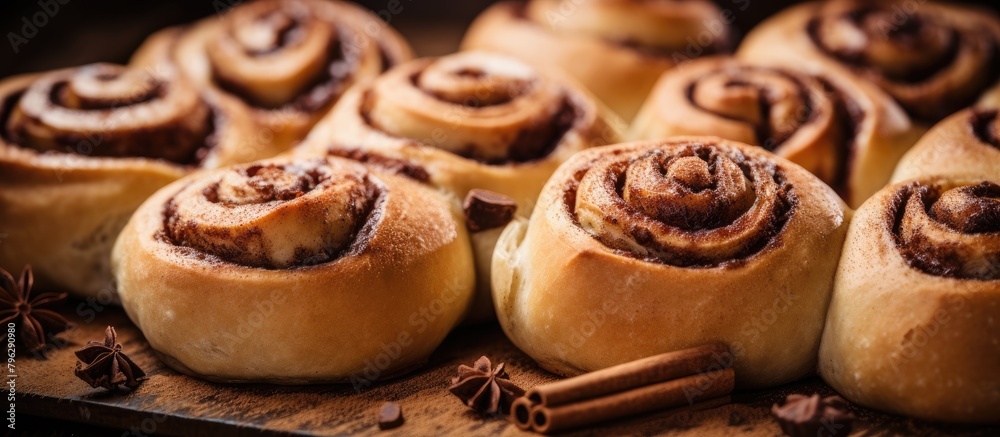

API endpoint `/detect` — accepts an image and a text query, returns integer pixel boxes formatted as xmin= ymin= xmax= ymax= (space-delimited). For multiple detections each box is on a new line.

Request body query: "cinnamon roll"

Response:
xmin=892 ymin=108 xmax=1000 ymax=183
xmin=819 ymin=178 xmax=1000 ymax=423
xmin=0 ymin=62 xmax=245 ymax=298
xmin=112 ymin=156 xmax=474 ymax=383
xmin=630 ymin=56 xmax=922 ymax=207
xmin=739 ymin=0 xmax=1000 ymax=125
xmin=296 ymin=51 xmax=622 ymax=322
xmin=493 ymin=138 xmax=850 ymax=388
xmin=460 ymin=0 xmax=733 ymax=120
xmin=131 ymin=0 xmax=413 ymax=161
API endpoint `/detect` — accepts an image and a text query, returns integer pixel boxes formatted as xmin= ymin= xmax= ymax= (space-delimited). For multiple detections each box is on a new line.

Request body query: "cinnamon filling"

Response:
xmin=206 ymin=0 xmax=380 ymax=113
xmin=827 ymin=79 xmax=863 ymax=201
xmin=685 ymin=67 xmax=817 ymax=150
xmin=162 ymin=159 xmax=381 ymax=269
xmin=891 ymin=181 xmax=1000 ymax=280
xmin=970 ymin=109 xmax=1000 ymax=149
xmin=359 ymin=58 xmax=581 ymax=165
xmin=806 ymin=2 xmax=1000 ymax=122
xmin=571 ymin=142 xmax=796 ymax=268
xmin=211 ymin=31 xmax=354 ymax=112
xmin=682 ymin=66 xmax=860 ymax=200
xmin=325 ymin=148 xmax=431 ymax=183
xmin=0 ymin=65 xmax=217 ymax=165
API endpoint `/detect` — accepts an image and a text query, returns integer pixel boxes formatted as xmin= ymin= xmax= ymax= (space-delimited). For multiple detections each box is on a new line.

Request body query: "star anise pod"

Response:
xmin=772 ymin=394 xmax=855 ymax=437
xmin=0 ymin=265 xmax=72 ymax=353
xmin=448 ymin=356 xmax=524 ymax=414
xmin=74 ymin=326 xmax=147 ymax=391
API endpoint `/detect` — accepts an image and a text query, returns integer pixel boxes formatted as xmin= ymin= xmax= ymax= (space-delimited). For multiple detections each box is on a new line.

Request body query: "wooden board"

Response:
xmin=17 ymin=306 xmax=1000 ymax=436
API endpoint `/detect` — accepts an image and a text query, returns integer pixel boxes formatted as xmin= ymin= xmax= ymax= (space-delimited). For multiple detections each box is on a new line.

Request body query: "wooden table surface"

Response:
xmin=17 ymin=305 xmax=1000 ymax=436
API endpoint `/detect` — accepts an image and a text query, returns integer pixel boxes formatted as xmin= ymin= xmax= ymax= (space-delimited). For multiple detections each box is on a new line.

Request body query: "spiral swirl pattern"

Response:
xmin=688 ymin=67 xmax=821 ymax=149
xmin=631 ymin=58 xmax=852 ymax=190
xmin=360 ymin=51 xmax=579 ymax=163
xmin=2 ymin=63 xmax=211 ymax=162
xmin=808 ymin=0 xmax=1000 ymax=122
xmin=491 ymin=138 xmax=847 ymax=388
xmin=570 ymin=140 xmax=795 ymax=267
xmin=205 ymin=0 xmax=407 ymax=111
xmin=891 ymin=181 xmax=1000 ymax=280
xmin=162 ymin=158 xmax=379 ymax=269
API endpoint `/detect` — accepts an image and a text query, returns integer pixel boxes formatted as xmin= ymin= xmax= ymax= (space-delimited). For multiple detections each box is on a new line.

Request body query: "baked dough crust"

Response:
xmin=295 ymin=51 xmax=622 ymax=322
xmin=819 ymin=178 xmax=1000 ymax=423
xmin=461 ymin=1 xmax=732 ymax=120
xmin=892 ymin=108 xmax=1000 ymax=183
xmin=113 ymin=156 xmax=474 ymax=383
xmin=492 ymin=138 xmax=849 ymax=388
xmin=631 ymin=56 xmax=922 ymax=208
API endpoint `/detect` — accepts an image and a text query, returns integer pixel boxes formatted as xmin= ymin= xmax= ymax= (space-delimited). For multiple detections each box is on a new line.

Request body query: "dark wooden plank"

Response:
xmin=17 ymin=307 xmax=1000 ymax=436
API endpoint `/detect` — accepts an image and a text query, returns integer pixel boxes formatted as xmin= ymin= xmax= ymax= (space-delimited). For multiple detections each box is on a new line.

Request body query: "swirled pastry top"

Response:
xmin=741 ymin=0 xmax=1000 ymax=123
xmin=157 ymin=157 xmax=395 ymax=269
xmin=111 ymin=154 xmax=474 ymax=384
xmin=182 ymin=0 xmax=410 ymax=111
xmin=0 ymin=63 xmax=213 ymax=165
xmin=888 ymin=180 xmax=1000 ymax=281
xmin=361 ymin=51 xmax=585 ymax=164
xmin=298 ymin=51 xmax=620 ymax=167
xmin=541 ymin=137 xmax=847 ymax=268
xmin=630 ymin=57 xmax=855 ymax=187
xmin=630 ymin=55 xmax=924 ymax=208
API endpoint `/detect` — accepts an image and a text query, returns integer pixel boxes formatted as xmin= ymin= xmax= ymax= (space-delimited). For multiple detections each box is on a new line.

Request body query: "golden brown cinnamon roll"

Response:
xmin=819 ymin=178 xmax=1000 ymax=423
xmin=461 ymin=0 xmax=734 ymax=120
xmin=892 ymin=108 xmax=1000 ymax=183
xmin=493 ymin=138 xmax=850 ymax=388
xmin=132 ymin=0 xmax=413 ymax=160
xmin=630 ymin=56 xmax=922 ymax=207
xmin=740 ymin=0 xmax=1000 ymax=125
xmin=0 ymin=62 xmax=247 ymax=299
xmin=112 ymin=156 xmax=474 ymax=383
xmin=296 ymin=51 xmax=622 ymax=322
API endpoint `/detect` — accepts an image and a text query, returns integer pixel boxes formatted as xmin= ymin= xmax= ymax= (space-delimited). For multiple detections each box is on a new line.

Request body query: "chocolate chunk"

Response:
xmin=771 ymin=394 xmax=854 ymax=437
xmin=378 ymin=402 xmax=404 ymax=430
xmin=463 ymin=189 xmax=518 ymax=232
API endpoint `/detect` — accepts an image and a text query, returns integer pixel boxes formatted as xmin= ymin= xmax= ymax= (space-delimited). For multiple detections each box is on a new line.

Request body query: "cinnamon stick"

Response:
xmin=511 ymin=397 xmax=535 ymax=430
xmin=525 ymin=342 xmax=731 ymax=406
xmin=530 ymin=368 xmax=735 ymax=434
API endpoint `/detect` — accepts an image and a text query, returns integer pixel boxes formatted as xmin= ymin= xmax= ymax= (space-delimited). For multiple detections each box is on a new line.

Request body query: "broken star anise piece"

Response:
xmin=74 ymin=326 xmax=148 ymax=391
xmin=0 ymin=265 xmax=72 ymax=353
xmin=772 ymin=394 xmax=855 ymax=437
xmin=448 ymin=356 xmax=525 ymax=415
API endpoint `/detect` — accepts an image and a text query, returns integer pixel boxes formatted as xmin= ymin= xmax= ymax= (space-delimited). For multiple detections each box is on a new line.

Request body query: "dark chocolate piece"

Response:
xmin=771 ymin=394 xmax=855 ymax=437
xmin=463 ymin=189 xmax=517 ymax=232
xmin=377 ymin=402 xmax=404 ymax=430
